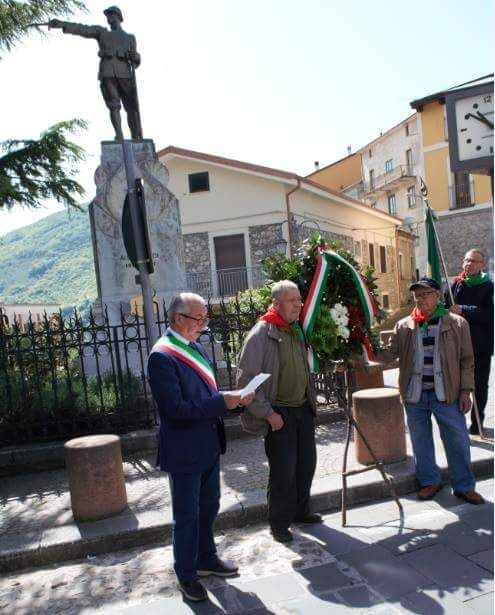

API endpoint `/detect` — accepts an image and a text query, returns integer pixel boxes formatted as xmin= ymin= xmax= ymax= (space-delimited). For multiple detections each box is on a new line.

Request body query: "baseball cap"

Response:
xmin=409 ymin=277 xmax=440 ymax=292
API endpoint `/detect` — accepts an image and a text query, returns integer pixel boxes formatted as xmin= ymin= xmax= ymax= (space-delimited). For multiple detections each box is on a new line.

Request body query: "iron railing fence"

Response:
xmin=449 ymin=183 xmax=474 ymax=209
xmin=0 ymin=299 xmax=344 ymax=446
xmin=0 ymin=307 xmax=156 ymax=446
xmin=364 ymin=164 xmax=417 ymax=194
xmin=186 ymin=266 xmax=265 ymax=298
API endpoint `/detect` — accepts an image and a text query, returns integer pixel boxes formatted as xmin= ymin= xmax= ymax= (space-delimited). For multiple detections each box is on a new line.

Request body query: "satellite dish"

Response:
xmin=402 ymin=216 xmax=415 ymax=226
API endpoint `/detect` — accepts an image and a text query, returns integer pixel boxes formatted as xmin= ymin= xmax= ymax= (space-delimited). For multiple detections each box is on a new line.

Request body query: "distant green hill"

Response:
xmin=0 ymin=208 xmax=97 ymax=312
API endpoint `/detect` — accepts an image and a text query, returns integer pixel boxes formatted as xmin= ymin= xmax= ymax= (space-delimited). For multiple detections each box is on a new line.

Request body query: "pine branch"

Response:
xmin=0 ymin=0 xmax=86 ymax=57
xmin=0 ymin=118 xmax=87 ymax=210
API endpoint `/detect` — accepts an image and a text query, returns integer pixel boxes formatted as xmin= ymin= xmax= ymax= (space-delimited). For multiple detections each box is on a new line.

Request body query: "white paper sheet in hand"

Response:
xmin=240 ymin=373 xmax=271 ymax=397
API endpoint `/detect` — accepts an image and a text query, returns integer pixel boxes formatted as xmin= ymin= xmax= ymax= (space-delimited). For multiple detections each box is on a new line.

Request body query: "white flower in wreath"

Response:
xmin=337 ymin=323 xmax=350 ymax=340
xmin=330 ymin=302 xmax=349 ymax=327
xmin=330 ymin=303 xmax=350 ymax=340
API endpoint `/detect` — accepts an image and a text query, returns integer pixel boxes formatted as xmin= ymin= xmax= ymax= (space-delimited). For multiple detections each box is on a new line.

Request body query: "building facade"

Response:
xmin=308 ymin=76 xmax=493 ymax=277
xmin=410 ymin=77 xmax=493 ymax=275
xmin=0 ymin=302 xmax=61 ymax=330
xmin=158 ymin=146 xmax=415 ymax=312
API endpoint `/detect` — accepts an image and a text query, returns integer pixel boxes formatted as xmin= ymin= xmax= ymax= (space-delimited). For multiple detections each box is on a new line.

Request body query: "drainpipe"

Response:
xmin=395 ymin=227 xmax=402 ymax=308
xmin=285 ymin=179 xmax=301 ymax=259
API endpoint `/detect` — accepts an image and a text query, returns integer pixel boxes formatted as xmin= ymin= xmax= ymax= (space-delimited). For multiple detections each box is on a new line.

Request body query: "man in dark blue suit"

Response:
xmin=447 ymin=249 xmax=493 ymax=435
xmin=148 ymin=292 xmax=253 ymax=602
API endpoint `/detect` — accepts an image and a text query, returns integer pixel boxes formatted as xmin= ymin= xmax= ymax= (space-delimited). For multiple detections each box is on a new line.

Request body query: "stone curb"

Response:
xmin=0 ymin=455 xmax=492 ymax=575
xmin=0 ymin=406 xmax=345 ymax=476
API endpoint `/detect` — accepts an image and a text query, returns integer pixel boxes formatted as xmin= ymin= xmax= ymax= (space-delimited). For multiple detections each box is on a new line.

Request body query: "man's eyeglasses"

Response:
xmin=463 ymin=258 xmax=483 ymax=264
xmin=179 ymin=313 xmax=210 ymax=325
xmin=413 ymin=291 xmax=437 ymax=301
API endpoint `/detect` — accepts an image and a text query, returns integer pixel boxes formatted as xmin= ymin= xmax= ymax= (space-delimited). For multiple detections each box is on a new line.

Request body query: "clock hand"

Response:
xmin=465 ymin=112 xmax=494 ymax=130
xmin=475 ymin=111 xmax=494 ymax=130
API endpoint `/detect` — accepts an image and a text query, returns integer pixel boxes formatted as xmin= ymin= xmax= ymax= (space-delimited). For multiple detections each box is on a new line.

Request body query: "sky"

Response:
xmin=0 ymin=0 xmax=493 ymax=235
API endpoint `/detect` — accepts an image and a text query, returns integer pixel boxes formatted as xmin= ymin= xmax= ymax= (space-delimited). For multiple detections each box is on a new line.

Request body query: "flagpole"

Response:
xmin=420 ymin=179 xmax=454 ymax=303
xmin=420 ymin=179 xmax=488 ymax=440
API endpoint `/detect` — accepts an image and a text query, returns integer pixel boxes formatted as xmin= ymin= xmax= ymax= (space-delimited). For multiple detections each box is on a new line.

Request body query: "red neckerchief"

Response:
xmin=411 ymin=306 xmax=428 ymax=326
xmin=411 ymin=305 xmax=448 ymax=330
xmin=259 ymin=306 xmax=293 ymax=334
xmin=453 ymin=271 xmax=467 ymax=283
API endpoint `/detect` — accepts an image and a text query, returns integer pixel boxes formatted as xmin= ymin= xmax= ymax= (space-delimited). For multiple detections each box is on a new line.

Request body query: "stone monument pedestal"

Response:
xmin=89 ymin=139 xmax=185 ymax=325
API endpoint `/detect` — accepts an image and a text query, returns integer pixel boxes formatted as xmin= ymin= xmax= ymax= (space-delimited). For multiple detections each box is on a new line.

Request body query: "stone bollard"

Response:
xmin=352 ymin=387 xmax=406 ymax=465
xmin=64 ymin=434 xmax=128 ymax=522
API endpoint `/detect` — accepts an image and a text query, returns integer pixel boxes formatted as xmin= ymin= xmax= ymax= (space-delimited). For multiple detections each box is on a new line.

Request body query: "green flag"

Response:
xmin=426 ymin=207 xmax=441 ymax=285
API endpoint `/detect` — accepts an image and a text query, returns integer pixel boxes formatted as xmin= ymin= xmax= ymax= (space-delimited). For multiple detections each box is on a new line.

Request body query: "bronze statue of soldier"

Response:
xmin=50 ymin=6 xmax=142 ymax=141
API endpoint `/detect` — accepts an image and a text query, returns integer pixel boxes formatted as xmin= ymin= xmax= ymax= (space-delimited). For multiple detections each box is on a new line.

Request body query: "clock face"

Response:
xmin=455 ymin=93 xmax=494 ymax=161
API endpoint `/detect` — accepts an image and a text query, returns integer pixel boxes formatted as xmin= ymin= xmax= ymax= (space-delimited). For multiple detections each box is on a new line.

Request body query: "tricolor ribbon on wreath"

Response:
xmin=299 ymin=248 xmax=378 ymax=372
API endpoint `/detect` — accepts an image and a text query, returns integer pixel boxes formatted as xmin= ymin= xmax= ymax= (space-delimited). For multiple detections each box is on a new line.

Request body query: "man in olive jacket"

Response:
xmin=237 ymin=280 xmax=320 ymax=543
xmin=376 ymin=277 xmax=483 ymax=505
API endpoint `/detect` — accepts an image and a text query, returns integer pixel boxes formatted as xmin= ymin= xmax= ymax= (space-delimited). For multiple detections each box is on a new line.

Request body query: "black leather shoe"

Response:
xmin=179 ymin=579 xmax=208 ymax=602
xmin=270 ymin=527 xmax=293 ymax=543
xmin=294 ymin=513 xmax=323 ymax=525
xmin=197 ymin=559 xmax=239 ymax=577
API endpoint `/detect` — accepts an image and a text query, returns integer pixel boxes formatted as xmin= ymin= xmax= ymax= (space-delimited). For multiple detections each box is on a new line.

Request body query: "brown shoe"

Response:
xmin=454 ymin=490 xmax=485 ymax=505
xmin=418 ymin=484 xmax=442 ymax=500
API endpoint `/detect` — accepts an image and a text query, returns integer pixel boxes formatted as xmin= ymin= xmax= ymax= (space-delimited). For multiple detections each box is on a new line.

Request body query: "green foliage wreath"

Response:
xmin=235 ymin=234 xmax=384 ymax=365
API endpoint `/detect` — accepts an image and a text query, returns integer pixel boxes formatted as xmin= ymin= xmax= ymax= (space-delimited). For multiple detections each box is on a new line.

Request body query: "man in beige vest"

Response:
xmin=375 ymin=277 xmax=483 ymax=505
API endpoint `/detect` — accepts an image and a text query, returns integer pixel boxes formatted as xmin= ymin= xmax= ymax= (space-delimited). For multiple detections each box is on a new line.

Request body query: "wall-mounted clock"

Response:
xmin=446 ymin=81 xmax=494 ymax=175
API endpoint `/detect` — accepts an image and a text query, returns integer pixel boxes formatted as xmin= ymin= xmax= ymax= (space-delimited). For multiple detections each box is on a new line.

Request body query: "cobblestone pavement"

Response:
xmin=0 ymin=478 xmax=492 ymax=614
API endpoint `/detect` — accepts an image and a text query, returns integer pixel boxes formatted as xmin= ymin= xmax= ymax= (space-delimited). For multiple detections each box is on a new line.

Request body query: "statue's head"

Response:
xmin=103 ymin=6 xmax=124 ymax=23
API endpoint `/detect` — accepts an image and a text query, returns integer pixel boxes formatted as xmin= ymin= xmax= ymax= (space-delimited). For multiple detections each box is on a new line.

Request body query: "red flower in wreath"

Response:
xmin=347 ymin=304 xmax=365 ymax=327
xmin=350 ymin=327 xmax=365 ymax=343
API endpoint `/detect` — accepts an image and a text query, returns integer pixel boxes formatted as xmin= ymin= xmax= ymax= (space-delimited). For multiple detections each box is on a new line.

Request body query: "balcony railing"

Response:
xmin=186 ymin=266 xmax=265 ymax=298
xmin=342 ymin=180 xmax=365 ymax=201
xmin=364 ymin=164 xmax=416 ymax=195
xmin=449 ymin=183 xmax=474 ymax=210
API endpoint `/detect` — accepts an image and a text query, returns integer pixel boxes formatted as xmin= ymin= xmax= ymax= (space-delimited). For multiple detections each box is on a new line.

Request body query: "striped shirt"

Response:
xmin=421 ymin=318 xmax=439 ymax=390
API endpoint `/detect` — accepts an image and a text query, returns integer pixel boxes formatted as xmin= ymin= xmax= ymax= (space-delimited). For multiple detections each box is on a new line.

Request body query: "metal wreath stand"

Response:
xmin=332 ymin=363 xmax=403 ymax=526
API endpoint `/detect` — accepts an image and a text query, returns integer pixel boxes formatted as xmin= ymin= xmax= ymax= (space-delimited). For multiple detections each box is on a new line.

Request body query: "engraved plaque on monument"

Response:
xmin=90 ymin=139 xmax=185 ymax=323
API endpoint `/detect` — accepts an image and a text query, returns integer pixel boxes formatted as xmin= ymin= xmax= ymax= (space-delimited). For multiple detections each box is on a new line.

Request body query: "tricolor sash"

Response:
xmin=151 ymin=333 xmax=218 ymax=391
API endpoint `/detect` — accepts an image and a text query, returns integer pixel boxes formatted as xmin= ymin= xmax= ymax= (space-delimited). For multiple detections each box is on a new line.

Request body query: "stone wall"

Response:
xmin=183 ymin=232 xmax=210 ymax=273
xmin=435 ymin=207 xmax=494 ymax=276
xmin=248 ymin=223 xmax=286 ymax=266
xmin=315 ymin=229 xmax=354 ymax=252
xmin=183 ymin=232 xmax=212 ymax=296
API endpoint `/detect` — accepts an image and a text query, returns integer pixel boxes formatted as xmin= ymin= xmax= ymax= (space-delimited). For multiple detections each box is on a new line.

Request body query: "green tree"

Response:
xmin=0 ymin=0 xmax=87 ymax=210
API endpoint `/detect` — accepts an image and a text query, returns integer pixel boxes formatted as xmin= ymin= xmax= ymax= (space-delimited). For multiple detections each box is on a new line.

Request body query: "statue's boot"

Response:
xmin=110 ymin=109 xmax=124 ymax=141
